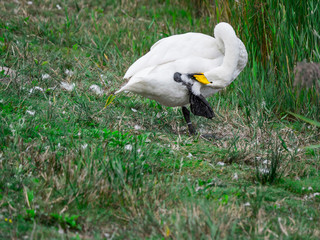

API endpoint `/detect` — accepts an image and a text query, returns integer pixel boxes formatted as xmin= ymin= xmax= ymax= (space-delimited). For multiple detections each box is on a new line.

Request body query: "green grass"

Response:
xmin=0 ymin=0 xmax=320 ymax=239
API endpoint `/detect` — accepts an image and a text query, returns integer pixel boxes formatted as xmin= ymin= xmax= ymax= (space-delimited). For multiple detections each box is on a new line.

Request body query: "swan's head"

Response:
xmin=189 ymin=73 xmax=226 ymax=89
xmin=174 ymin=72 xmax=213 ymax=86
xmin=174 ymin=72 xmax=212 ymax=85
xmin=174 ymin=71 xmax=231 ymax=90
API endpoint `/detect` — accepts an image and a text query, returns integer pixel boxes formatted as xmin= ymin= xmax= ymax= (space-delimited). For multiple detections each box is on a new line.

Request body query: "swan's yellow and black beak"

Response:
xmin=190 ymin=73 xmax=211 ymax=85
xmin=173 ymin=72 xmax=212 ymax=85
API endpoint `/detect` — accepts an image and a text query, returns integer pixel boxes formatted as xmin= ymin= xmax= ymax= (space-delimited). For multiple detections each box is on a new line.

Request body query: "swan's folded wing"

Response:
xmin=124 ymin=33 xmax=223 ymax=79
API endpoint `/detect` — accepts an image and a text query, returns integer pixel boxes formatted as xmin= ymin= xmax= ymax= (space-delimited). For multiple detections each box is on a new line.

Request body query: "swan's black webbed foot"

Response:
xmin=200 ymin=133 xmax=217 ymax=141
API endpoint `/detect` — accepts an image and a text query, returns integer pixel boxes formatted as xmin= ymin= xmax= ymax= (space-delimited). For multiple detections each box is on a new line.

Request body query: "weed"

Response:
xmin=254 ymin=134 xmax=295 ymax=185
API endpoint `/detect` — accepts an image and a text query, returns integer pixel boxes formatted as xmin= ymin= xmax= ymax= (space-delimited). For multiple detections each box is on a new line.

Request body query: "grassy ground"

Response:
xmin=0 ymin=0 xmax=320 ymax=239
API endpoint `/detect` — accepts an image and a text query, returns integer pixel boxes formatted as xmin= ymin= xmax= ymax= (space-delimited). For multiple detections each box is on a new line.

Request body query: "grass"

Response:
xmin=0 ymin=0 xmax=320 ymax=239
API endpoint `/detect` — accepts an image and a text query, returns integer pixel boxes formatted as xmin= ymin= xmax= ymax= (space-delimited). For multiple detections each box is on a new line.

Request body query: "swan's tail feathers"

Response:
xmin=115 ymin=78 xmax=131 ymax=94
xmin=115 ymin=87 xmax=130 ymax=95
xmin=115 ymin=87 xmax=125 ymax=95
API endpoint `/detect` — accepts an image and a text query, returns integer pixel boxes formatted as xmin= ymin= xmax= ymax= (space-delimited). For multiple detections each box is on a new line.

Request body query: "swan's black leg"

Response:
xmin=182 ymin=106 xmax=196 ymax=135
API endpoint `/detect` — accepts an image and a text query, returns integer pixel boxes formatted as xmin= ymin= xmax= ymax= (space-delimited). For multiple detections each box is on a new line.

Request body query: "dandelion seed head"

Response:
xmin=60 ymin=82 xmax=75 ymax=91
xmin=89 ymin=84 xmax=104 ymax=95
xmin=26 ymin=110 xmax=35 ymax=116
xmin=134 ymin=125 xmax=142 ymax=130
xmin=29 ymin=86 xmax=44 ymax=94
xmin=65 ymin=69 xmax=74 ymax=76
xmin=125 ymin=144 xmax=133 ymax=151
xmin=233 ymin=173 xmax=238 ymax=180
xmin=81 ymin=143 xmax=88 ymax=150
xmin=41 ymin=73 xmax=50 ymax=80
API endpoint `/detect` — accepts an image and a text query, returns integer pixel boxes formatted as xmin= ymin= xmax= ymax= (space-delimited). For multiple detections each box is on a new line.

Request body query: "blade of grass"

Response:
xmin=287 ymin=111 xmax=320 ymax=128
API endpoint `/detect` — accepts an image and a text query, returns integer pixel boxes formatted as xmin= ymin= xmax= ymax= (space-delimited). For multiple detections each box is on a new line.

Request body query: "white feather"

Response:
xmin=116 ymin=22 xmax=248 ymax=107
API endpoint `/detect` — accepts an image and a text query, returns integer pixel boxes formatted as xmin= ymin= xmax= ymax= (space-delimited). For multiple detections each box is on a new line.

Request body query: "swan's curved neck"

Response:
xmin=204 ymin=23 xmax=242 ymax=86
xmin=216 ymin=31 xmax=239 ymax=71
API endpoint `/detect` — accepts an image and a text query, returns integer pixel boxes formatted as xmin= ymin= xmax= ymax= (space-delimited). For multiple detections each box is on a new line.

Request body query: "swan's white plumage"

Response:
xmin=116 ymin=22 xmax=248 ymax=107
xmin=123 ymin=33 xmax=223 ymax=80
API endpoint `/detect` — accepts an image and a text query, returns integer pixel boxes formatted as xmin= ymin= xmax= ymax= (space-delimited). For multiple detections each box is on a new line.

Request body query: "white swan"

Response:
xmin=116 ymin=22 xmax=248 ymax=134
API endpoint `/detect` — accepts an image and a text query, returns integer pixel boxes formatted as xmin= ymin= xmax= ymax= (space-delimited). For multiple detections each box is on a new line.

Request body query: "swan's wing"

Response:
xmin=124 ymin=32 xmax=223 ymax=79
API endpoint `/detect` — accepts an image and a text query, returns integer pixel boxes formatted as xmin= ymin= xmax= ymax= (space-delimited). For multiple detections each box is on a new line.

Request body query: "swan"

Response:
xmin=116 ymin=22 xmax=248 ymax=135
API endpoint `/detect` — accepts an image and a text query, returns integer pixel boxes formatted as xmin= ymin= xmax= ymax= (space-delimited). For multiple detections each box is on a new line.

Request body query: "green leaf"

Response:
xmin=24 ymin=16 xmax=30 ymax=24
xmin=278 ymin=135 xmax=289 ymax=152
xmin=287 ymin=112 xmax=320 ymax=128
xmin=104 ymin=94 xmax=115 ymax=108
xmin=304 ymin=144 xmax=320 ymax=150
xmin=27 ymin=190 xmax=34 ymax=203
xmin=26 ymin=209 xmax=35 ymax=219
